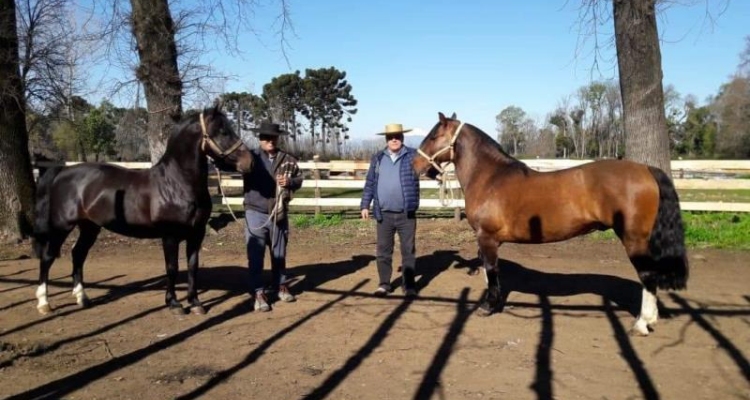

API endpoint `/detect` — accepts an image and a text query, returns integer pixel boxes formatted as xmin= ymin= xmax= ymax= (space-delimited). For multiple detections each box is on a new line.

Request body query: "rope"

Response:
xmin=437 ymin=167 xmax=458 ymax=207
xmin=214 ymin=167 xmax=240 ymax=223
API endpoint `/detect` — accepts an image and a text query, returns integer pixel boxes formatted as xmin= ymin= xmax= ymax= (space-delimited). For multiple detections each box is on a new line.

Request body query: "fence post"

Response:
xmin=313 ymin=155 xmax=321 ymax=215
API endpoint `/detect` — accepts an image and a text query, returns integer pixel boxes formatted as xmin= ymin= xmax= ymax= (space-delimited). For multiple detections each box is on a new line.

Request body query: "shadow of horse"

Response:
xmin=499 ymin=259 xmax=642 ymax=317
xmin=451 ymin=253 xmax=642 ymax=317
xmin=390 ymin=250 xmax=464 ymax=292
xmin=289 ymin=254 xmax=375 ymax=292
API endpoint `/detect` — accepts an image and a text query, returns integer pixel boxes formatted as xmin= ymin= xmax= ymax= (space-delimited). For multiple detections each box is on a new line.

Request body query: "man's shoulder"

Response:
xmin=279 ymin=150 xmax=299 ymax=162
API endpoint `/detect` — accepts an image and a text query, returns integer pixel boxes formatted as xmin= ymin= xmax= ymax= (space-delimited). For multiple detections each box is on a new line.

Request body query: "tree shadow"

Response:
xmin=5 ymin=295 xmax=256 ymax=400
xmin=669 ymin=293 xmax=750 ymax=381
xmin=603 ymin=298 xmax=660 ymax=400
xmin=413 ymin=288 xmax=474 ymax=400
xmin=0 ymin=274 xmax=162 ymax=338
xmin=305 ymin=286 xmax=416 ymax=400
xmin=174 ymin=280 xmax=370 ymax=400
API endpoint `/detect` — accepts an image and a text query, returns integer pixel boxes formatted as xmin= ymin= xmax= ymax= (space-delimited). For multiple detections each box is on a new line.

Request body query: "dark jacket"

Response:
xmin=243 ymin=149 xmax=303 ymax=217
xmin=360 ymin=146 xmax=420 ymax=221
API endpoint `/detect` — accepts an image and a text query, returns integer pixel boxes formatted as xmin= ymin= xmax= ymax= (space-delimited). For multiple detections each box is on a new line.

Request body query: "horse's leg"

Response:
xmin=623 ymin=236 xmax=658 ymax=336
xmin=70 ymin=222 xmax=101 ymax=308
xmin=185 ymin=229 xmax=206 ymax=315
xmin=162 ymin=236 xmax=186 ymax=315
xmin=476 ymin=232 xmax=502 ymax=316
xmin=36 ymin=230 xmax=70 ymax=314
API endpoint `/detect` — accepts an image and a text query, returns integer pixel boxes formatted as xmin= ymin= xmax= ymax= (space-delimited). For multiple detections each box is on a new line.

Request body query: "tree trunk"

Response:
xmin=0 ymin=0 xmax=35 ymax=241
xmin=613 ymin=0 xmax=672 ymax=176
xmin=130 ymin=0 xmax=182 ymax=164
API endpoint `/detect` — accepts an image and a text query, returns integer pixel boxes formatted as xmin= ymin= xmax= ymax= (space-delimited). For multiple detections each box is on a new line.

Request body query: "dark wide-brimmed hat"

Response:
xmin=251 ymin=122 xmax=288 ymax=136
xmin=376 ymin=123 xmax=412 ymax=135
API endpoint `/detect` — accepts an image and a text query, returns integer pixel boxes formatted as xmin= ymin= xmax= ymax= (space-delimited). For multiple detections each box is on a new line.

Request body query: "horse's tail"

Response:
xmin=645 ymin=166 xmax=689 ymax=290
xmin=32 ymin=166 xmax=63 ymax=259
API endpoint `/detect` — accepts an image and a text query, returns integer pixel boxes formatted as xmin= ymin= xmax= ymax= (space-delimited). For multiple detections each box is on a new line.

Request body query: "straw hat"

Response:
xmin=376 ymin=123 xmax=412 ymax=135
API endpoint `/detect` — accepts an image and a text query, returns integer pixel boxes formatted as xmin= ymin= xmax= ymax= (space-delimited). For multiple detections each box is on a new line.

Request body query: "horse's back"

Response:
xmin=479 ymin=159 xmax=661 ymax=243
xmin=49 ymin=163 xmax=153 ymax=233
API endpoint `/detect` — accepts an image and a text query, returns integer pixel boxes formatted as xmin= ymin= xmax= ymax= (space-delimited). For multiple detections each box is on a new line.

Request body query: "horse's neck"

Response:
xmin=156 ymin=135 xmax=208 ymax=187
xmin=453 ymin=126 xmax=518 ymax=189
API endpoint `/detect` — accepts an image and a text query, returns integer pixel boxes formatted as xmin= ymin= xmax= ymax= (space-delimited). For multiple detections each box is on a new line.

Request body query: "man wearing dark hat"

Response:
xmin=360 ymin=123 xmax=420 ymax=298
xmin=242 ymin=122 xmax=303 ymax=312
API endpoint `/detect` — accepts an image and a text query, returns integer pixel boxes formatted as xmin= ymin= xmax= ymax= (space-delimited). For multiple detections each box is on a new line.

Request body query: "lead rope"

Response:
xmin=214 ymin=167 xmax=240 ymax=223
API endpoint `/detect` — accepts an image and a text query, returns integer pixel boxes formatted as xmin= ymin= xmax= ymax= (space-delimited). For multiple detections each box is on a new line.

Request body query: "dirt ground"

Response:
xmin=0 ymin=218 xmax=748 ymax=400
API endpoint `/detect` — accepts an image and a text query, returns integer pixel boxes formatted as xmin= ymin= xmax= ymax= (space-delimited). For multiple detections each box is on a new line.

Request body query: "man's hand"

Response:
xmin=276 ymin=175 xmax=289 ymax=188
xmin=360 ymin=209 xmax=369 ymax=220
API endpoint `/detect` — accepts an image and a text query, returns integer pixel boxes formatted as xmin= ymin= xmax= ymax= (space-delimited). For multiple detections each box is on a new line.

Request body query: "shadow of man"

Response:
xmin=289 ymin=254 xmax=376 ymax=293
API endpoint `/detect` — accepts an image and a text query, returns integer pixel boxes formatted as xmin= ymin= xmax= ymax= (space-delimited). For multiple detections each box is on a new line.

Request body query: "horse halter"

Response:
xmin=416 ymin=121 xmax=465 ymax=176
xmin=199 ymin=112 xmax=244 ymax=159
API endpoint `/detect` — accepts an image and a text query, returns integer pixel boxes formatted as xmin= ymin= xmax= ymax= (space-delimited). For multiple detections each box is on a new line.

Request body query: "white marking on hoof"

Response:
xmin=639 ymin=288 xmax=659 ymax=327
xmin=36 ymin=283 xmax=50 ymax=313
xmin=37 ymin=303 xmax=53 ymax=315
xmin=72 ymin=283 xmax=88 ymax=306
xmin=482 ymin=267 xmax=488 ymax=284
xmin=630 ymin=319 xmax=650 ymax=336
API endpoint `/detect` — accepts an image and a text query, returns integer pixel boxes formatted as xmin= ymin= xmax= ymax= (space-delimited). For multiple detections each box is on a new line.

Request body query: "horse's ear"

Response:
xmin=450 ymin=112 xmax=457 ymax=119
xmin=213 ymin=98 xmax=224 ymax=113
xmin=438 ymin=112 xmax=447 ymax=124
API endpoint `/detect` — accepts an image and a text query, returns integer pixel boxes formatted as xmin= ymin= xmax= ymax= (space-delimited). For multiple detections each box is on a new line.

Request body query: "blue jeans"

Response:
xmin=244 ymin=209 xmax=289 ymax=293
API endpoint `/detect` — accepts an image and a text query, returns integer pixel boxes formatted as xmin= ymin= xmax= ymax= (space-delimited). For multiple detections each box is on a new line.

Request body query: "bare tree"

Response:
xmin=613 ymin=0 xmax=671 ymax=173
xmin=96 ymin=0 xmax=293 ymax=163
xmin=0 ymin=0 xmax=35 ymax=241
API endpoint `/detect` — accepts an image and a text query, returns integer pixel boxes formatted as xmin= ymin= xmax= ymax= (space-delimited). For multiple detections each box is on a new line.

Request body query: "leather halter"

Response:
xmin=416 ymin=121 xmax=465 ymax=175
xmin=199 ymin=112 xmax=244 ymax=159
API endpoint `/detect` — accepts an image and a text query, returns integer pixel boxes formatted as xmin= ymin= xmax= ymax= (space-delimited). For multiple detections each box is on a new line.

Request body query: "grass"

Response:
xmin=585 ymin=212 xmax=750 ymax=250
xmin=283 ymin=210 xmax=750 ymax=250
xmin=291 ymin=213 xmax=347 ymax=228
xmin=678 ymin=189 xmax=750 ymax=203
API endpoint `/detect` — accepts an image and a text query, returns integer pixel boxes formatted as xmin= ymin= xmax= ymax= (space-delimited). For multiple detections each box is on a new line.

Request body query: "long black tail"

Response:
xmin=645 ymin=166 xmax=689 ymax=290
xmin=32 ymin=166 xmax=63 ymax=259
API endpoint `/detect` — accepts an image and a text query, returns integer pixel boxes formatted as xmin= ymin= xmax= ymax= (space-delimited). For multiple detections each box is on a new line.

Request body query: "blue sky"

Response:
xmin=117 ymin=1 xmax=750 ymax=142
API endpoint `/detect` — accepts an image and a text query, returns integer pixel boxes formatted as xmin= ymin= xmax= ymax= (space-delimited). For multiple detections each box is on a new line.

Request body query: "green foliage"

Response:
xmin=80 ymin=105 xmax=117 ymax=161
xmin=496 ymin=105 xmax=526 ymax=154
xmin=587 ymin=212 xmax=750 ymax=249
xmin=683 ymin=212 xmax=750 ymax=249
xmin=50 ymin=120 xmax=81 ymax=160
xmin=291 ymin=213 xmax=344 ymax=228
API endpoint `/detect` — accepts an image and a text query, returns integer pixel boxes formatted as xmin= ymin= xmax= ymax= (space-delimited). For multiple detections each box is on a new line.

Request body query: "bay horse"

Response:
xmin=32 ymin=102 xmax=253 ymax=315
xmin=413 ymin=112 xmax=689 ymax=336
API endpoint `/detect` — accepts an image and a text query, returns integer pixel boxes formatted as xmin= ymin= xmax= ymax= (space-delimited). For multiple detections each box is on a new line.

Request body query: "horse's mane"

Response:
xmin=167 ymin=106 xmax=227 ymax=142
xmin=462 ymin=122 xmax=531 ymax=174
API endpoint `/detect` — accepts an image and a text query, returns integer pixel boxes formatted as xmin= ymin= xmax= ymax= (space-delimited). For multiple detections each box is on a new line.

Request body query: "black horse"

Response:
xmin=32 ymin=102 xmax=253 ymax=315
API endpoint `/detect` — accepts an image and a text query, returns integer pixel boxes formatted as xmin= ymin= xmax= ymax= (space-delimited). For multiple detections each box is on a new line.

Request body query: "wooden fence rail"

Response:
xmin=35 ymin=159 xmax=750 ymax=213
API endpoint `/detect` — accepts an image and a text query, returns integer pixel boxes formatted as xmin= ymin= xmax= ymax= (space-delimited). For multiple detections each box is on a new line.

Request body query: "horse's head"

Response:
xmin=200 ymin=99 xmax=253 ymax=173
xmin=413 ymin=112 xmax=460 ymax=179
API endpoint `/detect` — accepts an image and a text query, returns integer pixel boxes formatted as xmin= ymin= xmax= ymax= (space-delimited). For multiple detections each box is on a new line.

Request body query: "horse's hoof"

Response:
xmin=629 ymin=320 xmax=651 ymax=336
xmin=170 ymin=306 xmax=187 ymax=315
xmin=37 ymin=304 xmax=52 ymax=315
xmin=191 ymin=305 xmax=207 ymax=315
xmin=78 ymin=297 xmax=91 ymax=308
xmin=475 ymin=303 xmax=494 ymax=317
xmin=467 ymin=268 xmax=480 ymax=276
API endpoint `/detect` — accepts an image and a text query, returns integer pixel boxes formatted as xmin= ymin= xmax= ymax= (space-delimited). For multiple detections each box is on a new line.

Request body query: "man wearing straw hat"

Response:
xmin=360 ymin=123 xmax=420 ymax=298
xmin=243 ymin=121 xmax=303 ymax=312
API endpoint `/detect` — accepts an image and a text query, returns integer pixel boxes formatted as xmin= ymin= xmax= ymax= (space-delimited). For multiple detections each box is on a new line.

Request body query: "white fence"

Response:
xmin=35 ymin=159 xmax=750 ymax=213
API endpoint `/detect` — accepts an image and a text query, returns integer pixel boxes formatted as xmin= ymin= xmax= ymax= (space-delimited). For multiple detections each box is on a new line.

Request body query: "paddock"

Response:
xmin=1 ymin=219 xmax=747 ymax=399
